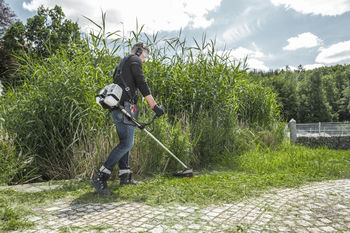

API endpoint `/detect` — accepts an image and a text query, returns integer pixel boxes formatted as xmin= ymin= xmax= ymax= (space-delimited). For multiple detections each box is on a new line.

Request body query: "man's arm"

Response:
xmin=130 ymin=56 xmax=164 ymax=116
xmin=130 ymin=57 xmax=151 ymax=97
xmin=145 ymin=94 xmax=156 ymax=109
xmin=145 ymin=94 xmax=164 ymax=116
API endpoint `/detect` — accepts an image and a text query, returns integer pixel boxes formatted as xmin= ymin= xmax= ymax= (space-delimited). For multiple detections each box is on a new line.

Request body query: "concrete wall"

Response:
xmin=296 ymin=136 xmax=350 ymax=150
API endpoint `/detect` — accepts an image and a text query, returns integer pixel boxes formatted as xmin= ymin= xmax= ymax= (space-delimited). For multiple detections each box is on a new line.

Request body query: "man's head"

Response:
xmin=131 ymin=42 xmax=149 ymax=63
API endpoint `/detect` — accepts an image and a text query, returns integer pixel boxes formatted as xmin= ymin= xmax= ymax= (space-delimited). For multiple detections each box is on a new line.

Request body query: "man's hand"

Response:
xmin=153 ymin=105 xmax=165 ymax=117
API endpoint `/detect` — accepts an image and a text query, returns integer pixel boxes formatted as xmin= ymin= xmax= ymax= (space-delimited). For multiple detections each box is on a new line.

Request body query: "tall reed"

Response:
xmin=0 ymin=13 xmax=281 ymax=182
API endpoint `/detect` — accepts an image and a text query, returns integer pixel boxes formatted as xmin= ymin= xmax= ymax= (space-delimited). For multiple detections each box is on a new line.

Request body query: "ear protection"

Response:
xmin=135 ymin=43 xmax=144 ymax=56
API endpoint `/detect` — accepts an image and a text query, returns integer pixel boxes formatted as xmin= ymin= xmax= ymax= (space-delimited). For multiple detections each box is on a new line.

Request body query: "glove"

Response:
xmin=153 ymin=105 xmax=165 ymax=117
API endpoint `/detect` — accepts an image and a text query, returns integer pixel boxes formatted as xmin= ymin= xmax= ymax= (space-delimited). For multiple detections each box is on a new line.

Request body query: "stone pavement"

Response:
xmin=10 ymin=179 xmax=350 ymax=232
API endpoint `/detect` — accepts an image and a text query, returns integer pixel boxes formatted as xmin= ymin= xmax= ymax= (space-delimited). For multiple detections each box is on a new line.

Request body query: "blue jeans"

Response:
xmin=103 ymin=109 xmax=135 ymax=171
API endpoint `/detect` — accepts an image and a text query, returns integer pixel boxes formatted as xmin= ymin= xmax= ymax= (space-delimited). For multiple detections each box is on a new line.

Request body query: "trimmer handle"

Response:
xmin=139 ymin=115 xmax=158 ymax=129
xmin=119 ymin=105 xmax=159 ymax=129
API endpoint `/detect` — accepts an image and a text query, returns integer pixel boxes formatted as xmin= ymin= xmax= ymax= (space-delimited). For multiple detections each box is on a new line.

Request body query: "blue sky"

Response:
xmin=6 ymin=0 xmax=350 ymax=71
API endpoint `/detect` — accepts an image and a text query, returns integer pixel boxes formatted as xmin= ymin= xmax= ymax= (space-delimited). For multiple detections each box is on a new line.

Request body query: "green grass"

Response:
xmin=0 ymin=144 xmax=349 ymax=231
xmin=239 ymin=144 xmax=350 ymax=178
xmin=0 ymin=204 xmax=34 ymax=231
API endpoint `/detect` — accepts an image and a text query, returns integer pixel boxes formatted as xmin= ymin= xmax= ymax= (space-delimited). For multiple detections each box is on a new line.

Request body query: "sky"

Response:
xmin=6 ymin=0 xmax=350 ymax=71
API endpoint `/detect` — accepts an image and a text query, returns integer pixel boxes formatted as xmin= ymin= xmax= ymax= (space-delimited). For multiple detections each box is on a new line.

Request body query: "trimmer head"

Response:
xmin=173 ymin=169 xmax=194 ymax=178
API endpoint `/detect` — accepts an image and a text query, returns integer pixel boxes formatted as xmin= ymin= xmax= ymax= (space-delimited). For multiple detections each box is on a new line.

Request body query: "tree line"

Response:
xmin=248 ymin=65 xmax=350 ymax=123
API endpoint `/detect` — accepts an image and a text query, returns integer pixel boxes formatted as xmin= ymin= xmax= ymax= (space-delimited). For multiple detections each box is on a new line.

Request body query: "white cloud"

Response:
xmin=282 ymin=65 xmax=298 ymax=71
xmin=217 ymin=4 xmax=271 ymax=46
xmin=222 ymin=24 xmax=253 ymax=44
xmin=283 ymin=32 xmax=322 ymax=51
xmin=229 ymin=46 xmax=269 ymax=71
xmin=316 ymin=40 xmax=350 ymax=64
xmin=231 ymin=46 xmax=264 ymax=60
xmin=304 ymin=64 xmax=324 ymax=70
xmin=270 ymin=0 xmax=350 ymax=16
xmin=246 ymin=59 xmax=269 ymax=71
xmin=23 ymin=0 xmax=222 ymax=34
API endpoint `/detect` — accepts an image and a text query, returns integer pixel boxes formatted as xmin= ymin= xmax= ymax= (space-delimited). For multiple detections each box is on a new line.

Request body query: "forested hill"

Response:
xmin=248 ymin=64 xmax=350 ymax=123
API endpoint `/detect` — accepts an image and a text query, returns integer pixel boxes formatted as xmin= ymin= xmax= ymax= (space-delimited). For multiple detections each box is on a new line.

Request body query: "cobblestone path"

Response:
xmin=13 ymin=179 xmax=350 ymax=232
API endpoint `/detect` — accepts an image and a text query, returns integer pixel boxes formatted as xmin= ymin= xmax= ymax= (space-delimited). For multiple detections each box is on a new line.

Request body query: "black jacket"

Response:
xmin=113 ymin=54 xmax=151 ymax=104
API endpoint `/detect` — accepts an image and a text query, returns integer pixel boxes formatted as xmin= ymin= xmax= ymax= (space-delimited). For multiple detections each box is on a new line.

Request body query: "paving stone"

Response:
xmin=149 ymin=225 xmax=165 ymax=233
xmin=296 ymin=219 xmax=312 ymax=227
xmin=4 ymin=179 xmax=350 ymax=232
xmin=319 ymin=218 xmax=332 ymax=224
xmin=320 ymin=226 xmax=336 ymax=232
xmin=28 ymin=216 xmax=42 ymax=222
xmin=308 ymin=227 xmax=324 ymax=233
xmin=188 ymin=224 xmax=201 ymax=230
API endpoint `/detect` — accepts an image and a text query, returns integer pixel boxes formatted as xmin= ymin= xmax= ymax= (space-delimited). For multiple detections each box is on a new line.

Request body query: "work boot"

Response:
xmin=90 ymin=171 xmax=111 ymax=195
xmin=119 ymin=172 xmax=142 ymax=186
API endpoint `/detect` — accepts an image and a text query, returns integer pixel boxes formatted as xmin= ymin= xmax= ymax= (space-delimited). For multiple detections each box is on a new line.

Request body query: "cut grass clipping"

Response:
xmin=1 ymin=145 xmax=349 ymax=208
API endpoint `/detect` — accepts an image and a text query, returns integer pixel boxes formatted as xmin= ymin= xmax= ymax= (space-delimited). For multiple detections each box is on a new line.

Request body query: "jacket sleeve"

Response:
xmin=130 ymin=56 xmax=151 ymax=97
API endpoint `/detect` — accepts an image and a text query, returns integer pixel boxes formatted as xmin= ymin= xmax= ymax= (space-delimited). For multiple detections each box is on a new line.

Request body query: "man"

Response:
xmin=91 ymin=42 xmax=164 ymax=195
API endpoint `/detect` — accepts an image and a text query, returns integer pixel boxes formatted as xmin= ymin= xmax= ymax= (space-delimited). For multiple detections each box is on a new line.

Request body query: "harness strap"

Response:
xmin=113 ymin=55 xmax=137 ymax=104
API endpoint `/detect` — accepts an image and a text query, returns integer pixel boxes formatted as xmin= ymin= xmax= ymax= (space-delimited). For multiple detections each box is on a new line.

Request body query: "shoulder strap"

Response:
xmin=113 ymin=55 xmax=137 ymax=103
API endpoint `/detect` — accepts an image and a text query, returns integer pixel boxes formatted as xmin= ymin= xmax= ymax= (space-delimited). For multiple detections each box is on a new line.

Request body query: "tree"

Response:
xmin=278 ymin=73 xmax=299 ymax=121
xmin=323 ymin=74 xmax=339 ymax=121
xmin=301 ymin=70 xmax=332 ymax=122
xmin=3 ymin=5 xmax=81 ymax=57
xmin=1 ymin=5 xmax=81 ymax=86
xmin=297 ymin=64 xmax=305 ymax=72
xmin=339 ymin=87 xmax=350 ymax=120
xmin=0 ymin=0 xmax=16 ymax=38
xmin=0 ymin=0 xmax=17 ymax=83
xmin=337 ymin=69 xmax=350 ymax=121
xmin=2 ymin=21 xmax=25 ymax=51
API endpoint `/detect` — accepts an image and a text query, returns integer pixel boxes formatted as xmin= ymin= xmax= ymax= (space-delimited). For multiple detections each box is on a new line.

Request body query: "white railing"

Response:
xmin=296 ymin=122 xmax=350 ymax=137
xmin=285 ymin=119 xmax=350 ymax=143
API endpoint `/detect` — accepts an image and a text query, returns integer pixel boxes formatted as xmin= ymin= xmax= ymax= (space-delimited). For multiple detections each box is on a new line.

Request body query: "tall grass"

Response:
xmin=239 ymin=144 xmax=350 ymax=178
xmin=0 ymin=14 xmax=281 ymax=183
xmin=0 ymin=130 xmax=37 ymax=185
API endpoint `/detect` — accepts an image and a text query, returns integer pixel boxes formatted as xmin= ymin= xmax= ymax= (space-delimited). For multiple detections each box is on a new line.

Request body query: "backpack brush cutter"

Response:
xmin=119 ymin=106 xmax=194 ymax=178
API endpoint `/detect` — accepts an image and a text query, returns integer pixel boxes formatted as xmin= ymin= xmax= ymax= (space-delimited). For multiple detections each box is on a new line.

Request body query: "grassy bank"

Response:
xmin=1 ymin=144 xmax=349 ymax=231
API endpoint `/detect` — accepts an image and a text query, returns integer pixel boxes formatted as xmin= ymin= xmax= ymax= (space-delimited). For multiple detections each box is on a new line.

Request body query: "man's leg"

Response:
xmin=90 ymin=165 xmax=111 ymax=195
xmin=118 ymin=152 xmax=142 ymax=186
xmin=103 ymin=117 xmax=135 ymax=170
xmin=91 ymin=109 xmax=135 ymax=194
xmin=118 ymin=151 xmax=130 ymax=171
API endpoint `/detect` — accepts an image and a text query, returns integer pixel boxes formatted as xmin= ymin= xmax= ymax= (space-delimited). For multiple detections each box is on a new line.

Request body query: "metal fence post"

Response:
xmin=289 ymin=118 xmax=297 ymax=143
xmin=319 ymin=122 xmax=321 ymax=135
